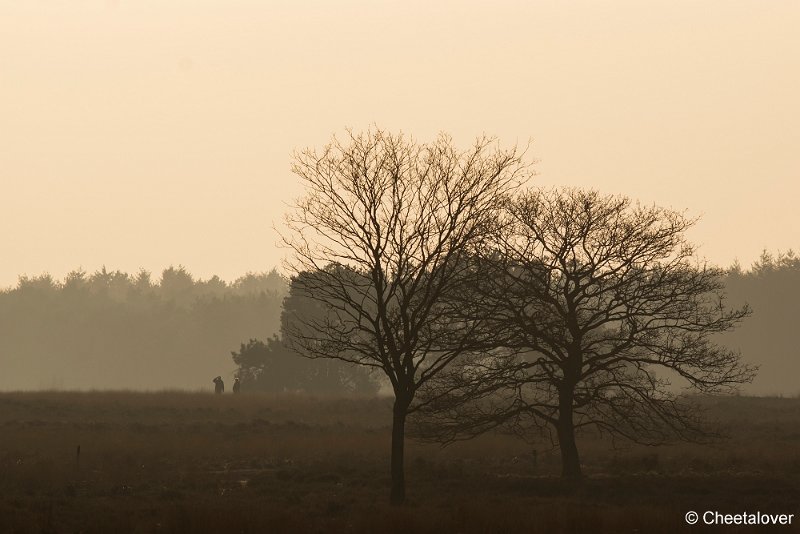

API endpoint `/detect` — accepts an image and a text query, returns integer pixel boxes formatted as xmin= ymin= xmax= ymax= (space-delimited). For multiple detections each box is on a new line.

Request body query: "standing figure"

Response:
xmin=213 ymin=376 xmax=224 ymax=394
xmin=232 ymin=377 xmax=241 ymax=394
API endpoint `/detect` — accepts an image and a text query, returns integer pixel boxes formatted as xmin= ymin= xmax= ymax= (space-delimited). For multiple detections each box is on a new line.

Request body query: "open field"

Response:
xmin=1 ymin=392 xmax=799 ymax=533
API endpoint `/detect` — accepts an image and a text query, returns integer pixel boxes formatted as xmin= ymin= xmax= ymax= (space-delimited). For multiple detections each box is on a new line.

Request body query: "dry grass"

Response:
xmin=1 ymin=392 xmax=799 ymax=533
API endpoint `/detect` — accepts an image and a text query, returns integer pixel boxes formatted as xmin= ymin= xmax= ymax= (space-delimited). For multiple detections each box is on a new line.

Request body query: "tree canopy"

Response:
xmin=282 ymin=127 xmax=532 ymax=503
xmin=415 ymin=188 xmax=754 ymax=478
xmin=231 ymin=271 xmax=381 ymax=395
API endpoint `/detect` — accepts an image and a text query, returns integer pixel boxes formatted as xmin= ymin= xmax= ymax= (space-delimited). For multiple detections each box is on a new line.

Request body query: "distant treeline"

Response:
xmin=230 ymin=269 xmax=382 ymax=395
xmin=723 ymin=250 xmax=800 ymax=395
xmin=0 ymin=252 xmax=798 ymax=394
xmin=0 ymin=267 xmax=287 ymax=390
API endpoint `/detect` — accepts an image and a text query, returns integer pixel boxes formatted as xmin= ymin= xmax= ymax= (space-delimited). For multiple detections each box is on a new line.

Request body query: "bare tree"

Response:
xmin=281 ymin=128 xmax=530 ymax=504
xmin=415 ymin=188 xmax=755 ymax=479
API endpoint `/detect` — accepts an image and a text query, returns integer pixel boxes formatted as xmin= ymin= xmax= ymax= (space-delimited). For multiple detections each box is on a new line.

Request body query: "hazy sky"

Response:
xmin=2 ymin=0 xmax=798 ymax=289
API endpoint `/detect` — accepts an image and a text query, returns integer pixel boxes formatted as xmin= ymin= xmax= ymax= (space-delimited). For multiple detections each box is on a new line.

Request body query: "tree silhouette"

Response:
xmin=282 ymin=127 xmax=530 ymax=504
xmin=416 ymin=188 xmax=755 ymax=479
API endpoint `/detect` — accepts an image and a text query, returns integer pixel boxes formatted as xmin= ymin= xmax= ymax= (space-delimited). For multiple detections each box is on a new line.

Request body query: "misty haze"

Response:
xmin=2 ymin=1 xmax=799 ymax=533
xmin=1 ymin=253 xmax=797 ymax=397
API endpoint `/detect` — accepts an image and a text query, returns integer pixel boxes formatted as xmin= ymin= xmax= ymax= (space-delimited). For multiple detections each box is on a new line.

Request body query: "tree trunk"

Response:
xmin=390 ymin=398 xmax=408 ymax=505
xmin=557 ymin=387 xmax=582 ymax=479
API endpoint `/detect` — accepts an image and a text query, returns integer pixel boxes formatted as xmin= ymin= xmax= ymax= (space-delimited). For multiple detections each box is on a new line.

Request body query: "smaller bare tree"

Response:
xmin=282 ymin=128 xmax=531 ymax=504
xmin=415 ymin=188 xmax=755 ymax=479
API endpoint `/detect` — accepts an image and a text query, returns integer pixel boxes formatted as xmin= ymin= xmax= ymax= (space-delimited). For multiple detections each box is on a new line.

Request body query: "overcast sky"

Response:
xmin=1 ymin=0 xmax=798 ymax=288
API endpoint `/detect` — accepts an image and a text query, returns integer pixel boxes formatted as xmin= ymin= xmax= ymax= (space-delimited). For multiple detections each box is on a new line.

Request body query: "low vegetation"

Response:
xmin=1 ymin=392 xmax=798 ymax=533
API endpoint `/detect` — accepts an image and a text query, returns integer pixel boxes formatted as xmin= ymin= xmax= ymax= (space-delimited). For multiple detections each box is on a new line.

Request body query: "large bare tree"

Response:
xmin=281 ymin=128 xmax=530 ymax=503
xmin=415 ymin=188 xmax=755 ymax=479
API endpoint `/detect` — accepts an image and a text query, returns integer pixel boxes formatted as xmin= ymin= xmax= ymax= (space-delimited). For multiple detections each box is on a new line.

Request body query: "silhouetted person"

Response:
xmin=232 ymin=377 xmax=241 ymax=394
xmin=213 ymin=376 xmax=224 ymax=394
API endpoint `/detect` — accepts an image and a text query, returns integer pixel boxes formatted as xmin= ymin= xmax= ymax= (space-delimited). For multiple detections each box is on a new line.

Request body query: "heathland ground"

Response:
xmin=1 ymin=392 xmax=798 ymax=533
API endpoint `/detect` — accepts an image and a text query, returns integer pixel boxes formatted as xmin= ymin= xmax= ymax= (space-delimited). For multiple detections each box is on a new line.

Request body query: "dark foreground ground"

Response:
xmin=1 ymin=392 xmax=799 ymax=533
